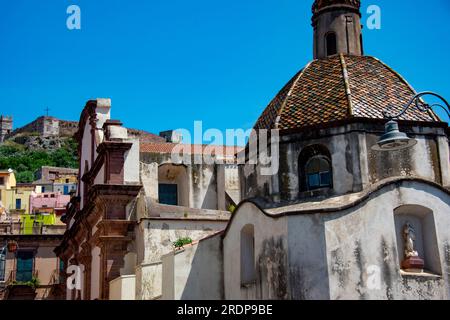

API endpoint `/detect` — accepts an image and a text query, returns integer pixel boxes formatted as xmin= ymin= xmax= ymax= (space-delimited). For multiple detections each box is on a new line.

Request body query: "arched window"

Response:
xmin=241 ymin=224 xmax=256 ymax=286
xmin=306 ymin=156 xmax=332 ymax=190
xmin=299 ymin=145 xmax=333 ymax=192
xmin=326 ymin=32 xmax=337 ymax=56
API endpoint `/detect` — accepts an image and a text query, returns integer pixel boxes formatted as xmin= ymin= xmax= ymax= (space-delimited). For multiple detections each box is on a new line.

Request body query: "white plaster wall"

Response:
xmin=283 ymin=181 xmax=450 ymax=300
xmin=411 ymin=136 xmax=436 ymax=182
xmin=135 ymin=219 xmax=227 ymax=300
xmin=330 ymin=134 xmax=354 ymax=194
xmin=223 ymin=202 xmax=288 ymax=300
xmin=124 ymin=138 xmax=140 ymax=184
xmin=109 ymin=275 xmax=136 ymax=300
xmin=135 ymin=262 xmax=162 ymax=300
xmin=80 ymin=121 xmax=92 ymax=210
xmin=437 ymin=135 xmax=450 ymax=187
xmin=162 ymin=234 xmax=223 ymax=300
xmin=225 ymin=181 xmax=450 ymax=300
xmin=142 ymin=220 xmax=227 ymax=264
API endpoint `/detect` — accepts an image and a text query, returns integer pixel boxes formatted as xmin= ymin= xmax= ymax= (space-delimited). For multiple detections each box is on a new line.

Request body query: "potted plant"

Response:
xmin=6 ymin=277 xmax=39 ymax=300
xmin=7 ymin=240 xmax=18 ymax=253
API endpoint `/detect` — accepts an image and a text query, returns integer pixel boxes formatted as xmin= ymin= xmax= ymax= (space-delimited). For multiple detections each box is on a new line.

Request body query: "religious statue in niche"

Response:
xmin=401 ymin=222 xmax=424 ymax=272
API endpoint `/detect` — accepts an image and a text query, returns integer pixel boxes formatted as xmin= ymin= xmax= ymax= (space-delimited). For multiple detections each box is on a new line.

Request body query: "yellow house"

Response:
xmin=0 ymin=169 xmax=16 ymax=189
xmin=0 ymin=170 xmax=35 ymax=214
xmin=0 ymin=169 xmax=16 ymax=214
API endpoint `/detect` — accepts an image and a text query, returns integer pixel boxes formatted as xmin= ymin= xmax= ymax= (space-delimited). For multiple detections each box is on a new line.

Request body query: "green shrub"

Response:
xmin=0 ymin=137 xmax=78 ymax=183
xmin=173 ymin=237 xmax=193 ymax=248
xmin=227 ymin=204 xmax=236 ymax=213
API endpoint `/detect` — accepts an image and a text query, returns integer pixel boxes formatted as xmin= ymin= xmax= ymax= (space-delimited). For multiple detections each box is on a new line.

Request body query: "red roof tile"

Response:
xmin=140 ymin=143 xmax=243 ymax=157
xmin=253 ymin=55 xmax=439 ymax=130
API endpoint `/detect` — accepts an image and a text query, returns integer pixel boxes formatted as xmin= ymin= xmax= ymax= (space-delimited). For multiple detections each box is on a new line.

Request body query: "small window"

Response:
xmin=299 ymin=144 xmax=333 ymax=192
xmin=306 ymin=156 xmax=332 ymax=190
xmin=15 ymin=199 xmax=22 ymax=210
xmin=0 ymin=177 xmax=4 ymax=185
xmin=241 ymin=224 xmax=256 ymax=286
xmin=326 ymin=32 xmax=337 ymax=56
xmin=158 ymin=184 xmax=178 ymax=206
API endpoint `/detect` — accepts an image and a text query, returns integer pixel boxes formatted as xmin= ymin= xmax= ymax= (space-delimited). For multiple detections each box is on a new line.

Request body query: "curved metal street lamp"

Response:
xmin=372 ymin=92 xmax=450 ymax=152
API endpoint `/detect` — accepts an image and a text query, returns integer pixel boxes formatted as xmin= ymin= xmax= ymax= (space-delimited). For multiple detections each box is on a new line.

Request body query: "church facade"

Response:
xmin=57 ymin=0 xmax=450 ymax=300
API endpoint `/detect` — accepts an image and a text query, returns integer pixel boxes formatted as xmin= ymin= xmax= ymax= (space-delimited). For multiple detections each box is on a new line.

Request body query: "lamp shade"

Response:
xmin=372 ymin=120 xmax=417 ymax=151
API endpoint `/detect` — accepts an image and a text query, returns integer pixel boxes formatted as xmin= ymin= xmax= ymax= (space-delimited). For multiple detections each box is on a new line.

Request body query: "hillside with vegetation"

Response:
xmin=0 ymin=137 xmax=78 ymax=183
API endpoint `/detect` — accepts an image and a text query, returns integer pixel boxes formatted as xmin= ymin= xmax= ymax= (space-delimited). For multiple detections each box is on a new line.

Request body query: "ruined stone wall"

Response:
xmin=58 ymin=120 xmax=78 ymax=137
xmin=7 ymin=117 xmax=79 ymax=139
xmin=0 ymin=116 xmax=13 ymax=142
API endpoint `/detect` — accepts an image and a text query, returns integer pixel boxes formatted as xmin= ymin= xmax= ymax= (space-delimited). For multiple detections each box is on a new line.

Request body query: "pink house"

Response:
xmin=30 ymin=192 xmax=71 ymax=216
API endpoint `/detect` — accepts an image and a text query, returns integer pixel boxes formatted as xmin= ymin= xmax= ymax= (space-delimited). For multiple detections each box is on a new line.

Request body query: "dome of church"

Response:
xmin=253 ymin=55 xmax=439 ymax=131
xmin=312 ymin=0 xmax=361 ymax=15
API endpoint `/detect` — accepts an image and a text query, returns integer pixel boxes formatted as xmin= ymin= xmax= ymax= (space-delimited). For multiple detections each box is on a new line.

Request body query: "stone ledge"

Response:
xmin=400 ymin=270 xmax=442 ymax=279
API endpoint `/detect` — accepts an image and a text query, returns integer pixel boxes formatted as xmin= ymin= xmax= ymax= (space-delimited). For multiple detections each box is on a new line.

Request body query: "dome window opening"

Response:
xmin=306 ymin=156 xmax=332 ymax=190
xmin=326 ymin=32 xmax=337 ymax=56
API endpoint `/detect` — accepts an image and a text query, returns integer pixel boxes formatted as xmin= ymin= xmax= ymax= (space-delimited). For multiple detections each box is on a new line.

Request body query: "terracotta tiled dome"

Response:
xmin=312 ymin=0 xmax=361 ymax=14
xmin=253 ymin=55 xmax=440 ymax=131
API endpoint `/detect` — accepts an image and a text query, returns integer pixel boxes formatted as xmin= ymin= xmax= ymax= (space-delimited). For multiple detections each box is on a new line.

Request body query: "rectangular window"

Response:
xmin=0 ymin=177 xmax=4 ymax=186
xmin=63 ymin=185 xmax=69 ymax=195
xmin=15 ymin=199 xmax=22 ymax=210
xmin=16 ymin=251 xmax=34 ymax=282
xmin=158 ymin=184 xmax=178 ymax=206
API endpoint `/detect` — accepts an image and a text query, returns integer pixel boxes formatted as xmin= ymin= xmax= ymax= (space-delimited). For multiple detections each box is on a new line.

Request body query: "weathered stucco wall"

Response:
xmin=140 ymin=153 xmax=225 ymax=210
xmin=223 ymin=202 xmax=288 ymax=300
xmin=225 ymin=180 xmax=450 ymax=300
xmin=366 ymin=126 xmax=447 ymax=186
xmin=241 ymin=123 xmax=448 ymax=204
xmin=320 ymin=181 xmax=450 ymax=300
xmin=135 ymin=218 xmax=228 ymax=300
xmin=161 ymin=234 xmax=223 ymax=300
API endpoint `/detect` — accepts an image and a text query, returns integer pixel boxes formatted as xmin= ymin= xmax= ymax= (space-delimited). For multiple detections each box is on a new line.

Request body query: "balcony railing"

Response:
xmin=0 ymin=223 xmax=66 ymax=235
xmin=6 ymin=270 xmax=39 ymax=286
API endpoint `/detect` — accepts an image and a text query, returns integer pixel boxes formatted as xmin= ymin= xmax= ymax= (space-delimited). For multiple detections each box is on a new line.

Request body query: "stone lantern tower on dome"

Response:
xmin=312 ymin=0 xmax=363 ymax=59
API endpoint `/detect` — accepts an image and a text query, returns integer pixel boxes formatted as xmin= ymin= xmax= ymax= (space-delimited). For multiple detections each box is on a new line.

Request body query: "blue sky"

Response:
xmin=0 ymin=0 xmax=449 ymax=144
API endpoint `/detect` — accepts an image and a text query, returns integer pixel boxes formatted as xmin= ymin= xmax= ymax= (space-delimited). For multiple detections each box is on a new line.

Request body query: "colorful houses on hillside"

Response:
xmin=0 ymin=166 xmax=78 ymax=300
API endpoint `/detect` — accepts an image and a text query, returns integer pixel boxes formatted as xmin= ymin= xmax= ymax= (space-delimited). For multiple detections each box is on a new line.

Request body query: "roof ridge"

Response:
xmin=339 ymin=54 xmax=354 ymax=116
xmin=369 ymin=56 xmax=440 ymax=122
xmin=274 ymin=61 xmax=314 ymax=129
